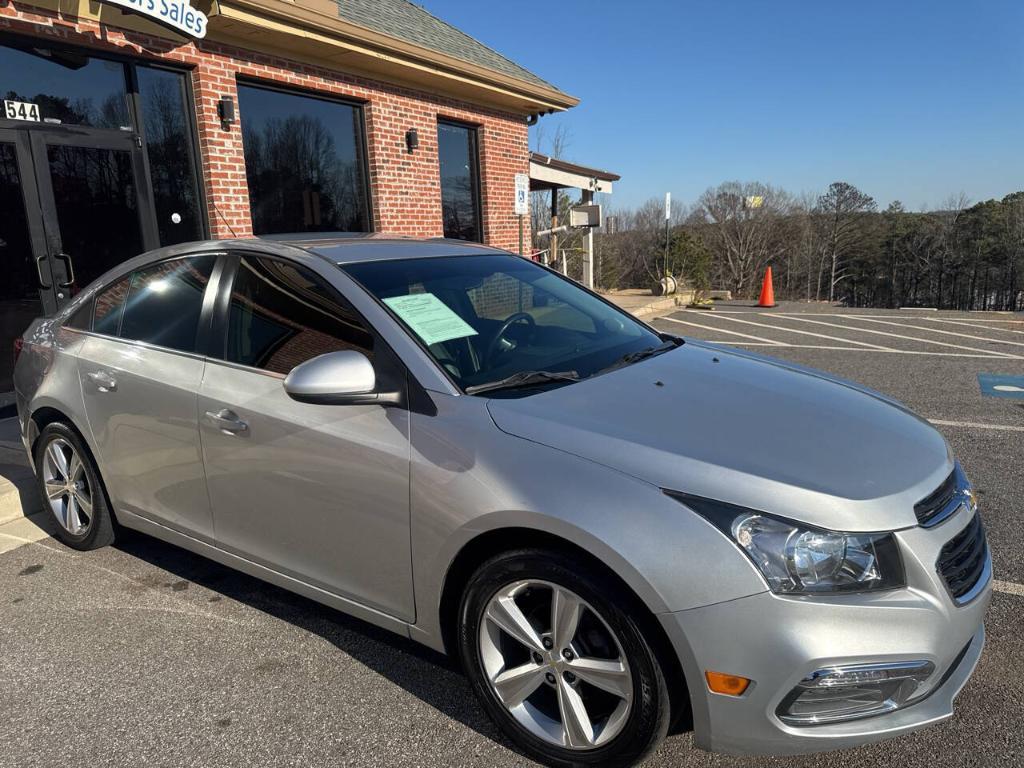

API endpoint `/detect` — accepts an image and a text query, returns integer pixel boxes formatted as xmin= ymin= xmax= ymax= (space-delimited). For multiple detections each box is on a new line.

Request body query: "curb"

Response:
xmin=628 ymin=297 xmax=679 ymax=319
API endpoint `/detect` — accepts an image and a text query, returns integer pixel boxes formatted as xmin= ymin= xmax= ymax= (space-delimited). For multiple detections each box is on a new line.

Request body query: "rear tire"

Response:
xmin=34 ymin=422 xmax=115 ymax=551
xmin=458 ymin=549 xmax=670 ymax=768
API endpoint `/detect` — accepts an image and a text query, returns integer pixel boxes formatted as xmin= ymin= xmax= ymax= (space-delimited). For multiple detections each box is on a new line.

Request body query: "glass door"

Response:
xmin=29 ymin=128 xmax=157 ymax=301
xmin=0 ymin=128 xmax=50 ymax=405
xmin=0 ymin=126 xmax=156 ymax=410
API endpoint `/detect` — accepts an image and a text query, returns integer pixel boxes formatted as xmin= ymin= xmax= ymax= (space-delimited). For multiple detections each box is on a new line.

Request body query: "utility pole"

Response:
xmin=663 ymin=192 xmax=671 ymax=282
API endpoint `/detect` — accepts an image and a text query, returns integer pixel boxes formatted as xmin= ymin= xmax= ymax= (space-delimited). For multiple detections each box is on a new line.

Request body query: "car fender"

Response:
xmin=407 ymin=392 xmax=767 ymax=652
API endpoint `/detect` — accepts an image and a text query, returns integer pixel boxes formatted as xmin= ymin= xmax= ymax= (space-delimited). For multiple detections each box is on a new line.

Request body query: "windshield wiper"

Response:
xmin=465 ymin=370 xmax=581 ymax=395
xmin=600 ymin=336 xmax=684 ymax=374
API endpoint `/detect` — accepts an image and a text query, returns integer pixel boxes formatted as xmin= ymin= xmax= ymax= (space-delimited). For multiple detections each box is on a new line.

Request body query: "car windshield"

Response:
xmin=342 ymin=254 xmax=666 ymax=395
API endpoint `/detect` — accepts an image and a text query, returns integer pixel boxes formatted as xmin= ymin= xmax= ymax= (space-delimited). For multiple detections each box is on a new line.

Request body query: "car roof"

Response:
xmin=260 ymin=233 xmax=509 ymax=264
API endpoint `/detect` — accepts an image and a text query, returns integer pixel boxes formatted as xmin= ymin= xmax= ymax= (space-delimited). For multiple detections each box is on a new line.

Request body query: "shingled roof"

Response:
xmin=335 ymin=0 xmax=557 ymax=91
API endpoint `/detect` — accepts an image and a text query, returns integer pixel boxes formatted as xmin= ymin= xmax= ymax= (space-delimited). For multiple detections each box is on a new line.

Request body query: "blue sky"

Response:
xmin=421 ymin=0 xmax=1024 ymax=212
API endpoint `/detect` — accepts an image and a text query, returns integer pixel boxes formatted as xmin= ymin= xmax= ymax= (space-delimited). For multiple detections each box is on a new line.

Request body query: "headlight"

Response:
xmin=667 ymin=492 xmax=904 ymax=594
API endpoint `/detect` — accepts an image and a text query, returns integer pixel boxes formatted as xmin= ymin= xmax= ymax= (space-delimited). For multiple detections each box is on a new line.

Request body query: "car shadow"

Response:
xmin=108 ymin=527 xmax=513 ymax=748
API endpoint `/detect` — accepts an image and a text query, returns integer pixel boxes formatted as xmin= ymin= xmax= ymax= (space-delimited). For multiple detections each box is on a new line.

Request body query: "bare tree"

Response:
xmin=694 ymin=181 xmax=791 ymax=297
xmin=816 ymin=182 xmax=877 ymax=302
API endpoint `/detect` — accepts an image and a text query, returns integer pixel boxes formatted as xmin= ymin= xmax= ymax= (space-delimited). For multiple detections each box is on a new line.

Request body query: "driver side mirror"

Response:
xmin=283 ymin=350 xmax=401 ymax=406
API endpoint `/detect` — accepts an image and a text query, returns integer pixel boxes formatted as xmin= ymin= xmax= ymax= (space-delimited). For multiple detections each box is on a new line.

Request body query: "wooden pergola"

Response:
xmin=529 ymin=152 xmax=620 ymax=288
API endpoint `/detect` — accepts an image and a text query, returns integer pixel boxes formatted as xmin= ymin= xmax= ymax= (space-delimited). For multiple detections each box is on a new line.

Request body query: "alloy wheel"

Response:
xmin=478 ymin=579 xmax=633 ymax=751
xmin=41 ymin=437 xmax=93 ymax=536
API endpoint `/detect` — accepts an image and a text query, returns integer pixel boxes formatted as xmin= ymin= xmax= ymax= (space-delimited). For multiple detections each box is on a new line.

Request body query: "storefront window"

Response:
xmin=0 ymin=44 xmax=131 ymax=129
xmin=137 ymin=66 xmax=203 ymax=245
xmin=437 ymin=120 xmax=481 ymax=242
xmin=238 ymin=83 xmax=370 ymax=234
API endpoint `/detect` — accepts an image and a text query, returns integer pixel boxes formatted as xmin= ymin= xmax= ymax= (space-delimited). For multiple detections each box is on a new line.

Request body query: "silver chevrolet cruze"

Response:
xmin=13 ymin=236 xmax=991 ymax=767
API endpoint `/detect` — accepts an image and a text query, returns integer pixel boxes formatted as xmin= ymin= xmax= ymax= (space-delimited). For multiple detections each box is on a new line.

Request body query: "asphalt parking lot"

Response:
xmin=2 ymin=302 xmax=1023 ymax=768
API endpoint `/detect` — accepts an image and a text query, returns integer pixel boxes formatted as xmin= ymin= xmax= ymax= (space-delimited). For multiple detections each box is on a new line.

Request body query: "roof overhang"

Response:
xmin=208 ymin=0 xmax=578 ymax=115
xmin=529 ymin=152 xmax=619 ymax=194
xmin=8 ymin=0 xmax=577 ymax=115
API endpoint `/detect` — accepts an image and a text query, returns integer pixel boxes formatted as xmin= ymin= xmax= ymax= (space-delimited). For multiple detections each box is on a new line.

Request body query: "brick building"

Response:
xmin=0 ymin=0 xmax=576 ymax=406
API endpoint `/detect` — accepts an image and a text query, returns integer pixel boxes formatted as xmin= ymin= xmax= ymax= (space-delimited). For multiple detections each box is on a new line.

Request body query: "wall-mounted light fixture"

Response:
xmin=217 ymin=95 xmax=235 ymax=131
xmin=405 ymin=128 xmax=419 ymax=153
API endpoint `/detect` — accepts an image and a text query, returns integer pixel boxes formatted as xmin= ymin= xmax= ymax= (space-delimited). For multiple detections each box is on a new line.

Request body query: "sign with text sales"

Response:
xmin=99 ymin=0 xmax=208 ymax=38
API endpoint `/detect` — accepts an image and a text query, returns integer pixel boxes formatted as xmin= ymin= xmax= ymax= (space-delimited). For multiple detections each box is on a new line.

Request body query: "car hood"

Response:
xmin=486 ymin=342 xmax=951 ymax=532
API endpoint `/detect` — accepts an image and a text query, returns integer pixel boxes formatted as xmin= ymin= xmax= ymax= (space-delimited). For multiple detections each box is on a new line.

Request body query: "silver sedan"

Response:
xmin=13 ymin=236 xmax=991 ymax=767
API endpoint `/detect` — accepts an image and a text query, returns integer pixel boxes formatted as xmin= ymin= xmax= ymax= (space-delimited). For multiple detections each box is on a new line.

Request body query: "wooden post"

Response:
xmin=550 ymin=188 xmax=559 ymax=271
xmin=581 ymin=189 xmax=594 ymax=289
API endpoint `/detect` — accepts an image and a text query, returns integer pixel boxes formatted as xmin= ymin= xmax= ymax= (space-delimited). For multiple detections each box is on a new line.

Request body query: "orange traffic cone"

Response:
xmin=757 ymin=266 xmax=776 ymax=308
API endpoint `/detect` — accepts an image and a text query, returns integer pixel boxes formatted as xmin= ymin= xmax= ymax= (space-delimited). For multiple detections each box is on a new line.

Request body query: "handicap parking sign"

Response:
xmin=514 ymin=173 xmax=529 ymax=215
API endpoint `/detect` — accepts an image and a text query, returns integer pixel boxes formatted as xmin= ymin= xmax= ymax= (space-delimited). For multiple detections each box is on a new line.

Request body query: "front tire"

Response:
xmin=458 ymin=549 xmax=670 ymax=768
xmin=34 ymin=422 xmax=115 ymax=551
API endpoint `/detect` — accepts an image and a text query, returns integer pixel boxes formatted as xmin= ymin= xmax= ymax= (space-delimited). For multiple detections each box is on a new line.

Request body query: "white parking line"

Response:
xmin=927 ymin=419 xmax=1024 ymax=432
xmin=757 ymin=312 xmax=1024 ymax=325
xmin=660 ymin=317 xmax=786 ymax=345
xmin=927 ymin=318 xmax=1024 ymax=335
xmin=771 ymin=314 xmax=1023 ymax=359
xmin=837 ymin=315 xmax=1024 ymax=348
xmin=683 ymin=310 xmax=894 ymax=350
xmin=684 ymin=339 xmax=1013 ymax=358
xmin=994 ymin=580 xmax=1024 ymax=597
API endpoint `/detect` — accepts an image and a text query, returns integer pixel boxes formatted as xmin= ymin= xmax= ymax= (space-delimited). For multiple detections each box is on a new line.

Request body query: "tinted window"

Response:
xmin=93 ymin=276 xmax=130 ymax=336
xmin=137 ymin=66 xmax=204 ymax=245
xmin=119 ymin=256 xmax=216 ymax=352
xmin=64 ymin=299 xmax=94 ymax=331
xmin=238 ymin=84 xmax=370 ymax=235
xmin=437 ymin=121 xmax=481 ymax=241
xmin=46 ymin=144 xmax=143 ymax=294
xmin=0 ymin=44 xmax=130 ymax=129
xmin=226 ymin=256 xmax=372 ymax=375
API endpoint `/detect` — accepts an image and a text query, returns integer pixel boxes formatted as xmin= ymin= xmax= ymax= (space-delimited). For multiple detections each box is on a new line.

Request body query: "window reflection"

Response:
xmin=94 ymin=276 xmax=130 ymax=337
xmin=0 ymin=45 xmax=130 ymax=129
xmin=119 ymin=256 xmax=215 ymax=353
xmin=437 ymin=121 xmax=481 ymax=241
xmin=46 ymin=145 xmax=143 ymax=294
xmin=226 ymin=257 xmax=373 ymax=374
xmin=238 ymin=84 xmax=370 ymax=235
xmin=137 ymin=66 xmax=203 ymax=245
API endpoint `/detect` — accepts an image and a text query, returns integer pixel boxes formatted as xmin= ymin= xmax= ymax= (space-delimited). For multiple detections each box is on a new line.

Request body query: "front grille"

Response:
xmin=936 ymin=512 xmax=989 ymax=602
xmin=915 ymin=468 xmax=959 ymax=526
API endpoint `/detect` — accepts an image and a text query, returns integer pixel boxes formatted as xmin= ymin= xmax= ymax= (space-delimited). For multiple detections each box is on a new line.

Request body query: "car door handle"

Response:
xmin=205 ymin=409 xmax=249 ymax=434
xmin=85 ymin=370 xmax=117 ymax=393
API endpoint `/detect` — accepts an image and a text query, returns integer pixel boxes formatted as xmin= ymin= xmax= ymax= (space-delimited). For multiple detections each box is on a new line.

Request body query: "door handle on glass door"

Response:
xmin=53 ymin=252 xmax=75 ymax=288
xmin=205 ymin=409 xmax=249 ymax=434
xmin=86 ymin=371 xmax=117 ymax=392
xmin=35 ymin=254 xmax=52 ymax=290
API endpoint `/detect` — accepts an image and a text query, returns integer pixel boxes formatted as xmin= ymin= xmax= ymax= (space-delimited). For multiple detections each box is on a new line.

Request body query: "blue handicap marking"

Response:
xmin=978 ymin=373 xmax=1024 ymax=399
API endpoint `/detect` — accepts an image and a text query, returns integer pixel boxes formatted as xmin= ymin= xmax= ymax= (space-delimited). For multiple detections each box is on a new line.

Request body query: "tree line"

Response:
xmin=593 ymin=181 xmax=1024 ymax=311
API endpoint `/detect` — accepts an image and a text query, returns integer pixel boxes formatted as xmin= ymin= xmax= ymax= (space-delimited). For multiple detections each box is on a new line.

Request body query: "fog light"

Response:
xmin=777 ymin=661 xmax=934 ymax=725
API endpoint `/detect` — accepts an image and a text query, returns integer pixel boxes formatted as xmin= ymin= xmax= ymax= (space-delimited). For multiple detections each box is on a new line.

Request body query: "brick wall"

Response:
xmin=0 ymin=1 xmax=532 ymax=251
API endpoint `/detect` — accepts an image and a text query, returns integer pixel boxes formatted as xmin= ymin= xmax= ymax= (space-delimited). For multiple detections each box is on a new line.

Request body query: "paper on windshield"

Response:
xmin=383 ymin=292 xmax=479 ymax=346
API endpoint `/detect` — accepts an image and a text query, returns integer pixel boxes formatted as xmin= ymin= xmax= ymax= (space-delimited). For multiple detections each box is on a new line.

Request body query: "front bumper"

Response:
xmin=660 ymin=503 xmax=991 ymax=756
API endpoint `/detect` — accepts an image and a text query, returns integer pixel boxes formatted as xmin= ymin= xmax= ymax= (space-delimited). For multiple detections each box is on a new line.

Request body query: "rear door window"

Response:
xmin=118 ymin=256 xmax=216 ymax=353
xmin=93 ymin=276 xmax=131 ymax=336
